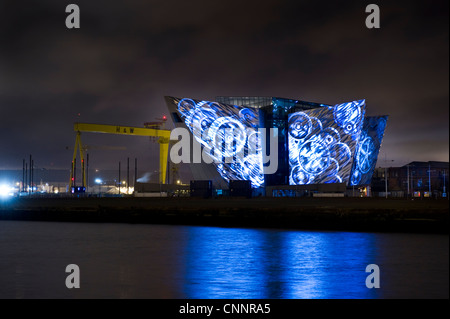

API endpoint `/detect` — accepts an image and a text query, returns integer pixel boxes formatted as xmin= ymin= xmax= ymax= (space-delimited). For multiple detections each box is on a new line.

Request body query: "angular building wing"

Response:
xmin=349 ymin=115 xmax=388 ymax=186
xmin=288 ymin=100 xmax=366 ymax=186
xmin=165 ymin=96 xmax=265 ymax=188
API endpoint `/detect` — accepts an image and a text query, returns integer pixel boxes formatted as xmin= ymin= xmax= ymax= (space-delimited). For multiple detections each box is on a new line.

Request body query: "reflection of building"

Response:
xmin=372 ymin=161 xmax=449 ymax=198
xmin=165 ymin=96 xmax=388 ymax=195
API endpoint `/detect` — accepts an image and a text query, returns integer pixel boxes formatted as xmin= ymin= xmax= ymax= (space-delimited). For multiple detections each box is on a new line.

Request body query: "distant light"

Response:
xmin=0 ymin=184 xmax=13 ymax=198
xmin=176 ymin=180 xmax=181 ymax=184
xmin=0 ymin=184 xmax=9 ymax=196
xmin=95 ymin=178 xmax=102 ymax=184
xmin=163 ymin=115 xmax=167 ymax=120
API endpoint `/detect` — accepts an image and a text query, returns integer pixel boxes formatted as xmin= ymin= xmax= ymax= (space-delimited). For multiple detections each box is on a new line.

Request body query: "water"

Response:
xmin=0 ymin=220 xmax=448 ymax=299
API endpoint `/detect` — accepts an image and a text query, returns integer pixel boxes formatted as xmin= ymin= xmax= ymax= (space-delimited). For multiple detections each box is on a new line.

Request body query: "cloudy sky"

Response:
xmin=0 ymin=0 xmax=448 ymax=174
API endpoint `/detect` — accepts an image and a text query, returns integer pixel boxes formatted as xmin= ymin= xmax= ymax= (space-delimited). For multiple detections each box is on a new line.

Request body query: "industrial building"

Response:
xmin=165 ymin=96 xmax=388 ymax=197
xmin=372 ymin=161 xmax=449 ymax=198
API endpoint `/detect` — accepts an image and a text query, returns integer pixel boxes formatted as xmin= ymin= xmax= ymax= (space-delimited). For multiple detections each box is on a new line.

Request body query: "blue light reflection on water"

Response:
xmin=182 ymin=227 xmax=379 ymax=299
xmin=1 ymin=221 xmax=447 ymax=299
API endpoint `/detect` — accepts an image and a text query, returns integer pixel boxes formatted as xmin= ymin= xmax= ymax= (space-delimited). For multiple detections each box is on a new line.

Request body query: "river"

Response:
xmin=0 ymin=220 xmax=447 ymax=299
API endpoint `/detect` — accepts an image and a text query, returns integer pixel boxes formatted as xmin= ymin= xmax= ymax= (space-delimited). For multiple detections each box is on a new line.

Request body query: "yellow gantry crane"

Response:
xmin=70 ymin=122 xmax=171 ymax=190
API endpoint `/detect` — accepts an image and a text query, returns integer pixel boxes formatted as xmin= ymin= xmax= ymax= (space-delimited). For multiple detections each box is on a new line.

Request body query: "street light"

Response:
xmin=406 ymin=164 xmax=411 ymax=199
xmin=95 ymin=178 xmax=102 ymax=196
xmin=381 ymin=154 xmax=394 ymax=198
xmin=427 ymin=164 xmax=436 ymax=198
xmin=443 ymin=170 xmax=447 ymax=199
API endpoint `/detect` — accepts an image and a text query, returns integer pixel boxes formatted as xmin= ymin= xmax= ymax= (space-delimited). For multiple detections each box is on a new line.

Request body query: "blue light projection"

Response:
xmin=289 ymin=100 xmax=366 ymax=185
xmin=175 ymin=97 xmax=264 ymax=188
xmin=349 ymin=116 xmax=388 ymax=186
xmin=169 ymin=96 xmax=384 ymax=188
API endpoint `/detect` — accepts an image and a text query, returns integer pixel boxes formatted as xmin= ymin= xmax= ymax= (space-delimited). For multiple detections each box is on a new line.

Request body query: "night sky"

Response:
xmin=0 ymin=0 xmax=448 ymax=175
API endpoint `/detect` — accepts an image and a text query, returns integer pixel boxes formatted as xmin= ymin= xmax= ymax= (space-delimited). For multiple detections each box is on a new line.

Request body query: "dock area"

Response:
xmin=1 ymin=197 xmax=448 ymax=234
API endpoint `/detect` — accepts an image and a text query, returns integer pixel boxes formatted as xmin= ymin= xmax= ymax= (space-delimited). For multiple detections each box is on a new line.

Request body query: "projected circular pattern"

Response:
xmin=298 ymin=140 xmax=330 ymax=175
xmin=288 ymin=107 xmax=362 ymax=185
xmin=178 ymin=98 xmax=264 ymax=188
xmin=207 ymin=116 xmax=247 ymax=158
xmin=177 ymin=98 xmax=371 ymax=188
xmin=333 ymin=101 xmax=363 ymax=135
xmin=289 ymin=113 xmax=312 ymax=139
xmin=356 ymin=136 xmax=374 ymax=174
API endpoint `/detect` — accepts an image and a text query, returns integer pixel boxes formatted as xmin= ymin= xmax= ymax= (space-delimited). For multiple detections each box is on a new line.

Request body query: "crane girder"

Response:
xmin=74 ymin=123 xmax=170 ymax=139
xmin=70 ymin=122 xmax=171 ymax=190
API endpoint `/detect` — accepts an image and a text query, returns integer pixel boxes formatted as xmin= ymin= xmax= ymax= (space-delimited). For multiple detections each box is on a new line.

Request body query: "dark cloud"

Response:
xmin=0 ymin=0 xmax=448 ymax=171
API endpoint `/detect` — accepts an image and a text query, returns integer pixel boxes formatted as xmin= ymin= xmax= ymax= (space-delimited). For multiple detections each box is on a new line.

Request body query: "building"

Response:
xmin=0 ymin=168 xmax=140 ymax=196
xmin=372 ymin=161 xmax=449 ymax=198
xmin=165 ymin=96 xmax=388 ymax=196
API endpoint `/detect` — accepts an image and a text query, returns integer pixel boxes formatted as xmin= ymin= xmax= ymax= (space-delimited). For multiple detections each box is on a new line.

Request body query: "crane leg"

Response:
xmin=70 ymin=133 xmax=79 ymax=189
xmin=159 ymin=141 xmax=169 ymax=184
xmin=70 ymin=132 xmax=86 ymax=190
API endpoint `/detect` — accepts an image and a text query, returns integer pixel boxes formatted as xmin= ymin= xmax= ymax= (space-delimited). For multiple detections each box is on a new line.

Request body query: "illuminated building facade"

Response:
xmin=165 ymin=96 xmax=388 ymax=191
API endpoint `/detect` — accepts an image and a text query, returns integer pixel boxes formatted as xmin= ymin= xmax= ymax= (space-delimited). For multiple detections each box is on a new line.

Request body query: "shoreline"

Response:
xmin=1 ymin=197 xmax=448 ymax=234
